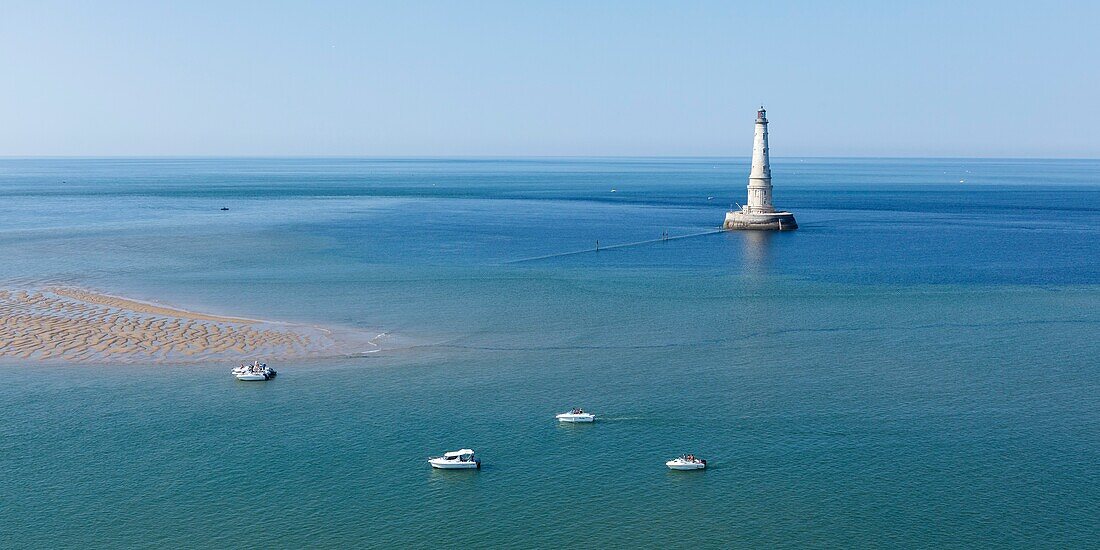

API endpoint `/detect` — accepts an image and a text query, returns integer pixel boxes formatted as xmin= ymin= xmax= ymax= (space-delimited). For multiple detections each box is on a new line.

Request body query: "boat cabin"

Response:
xmin=442 ymin=449 xmax=476 ymax=461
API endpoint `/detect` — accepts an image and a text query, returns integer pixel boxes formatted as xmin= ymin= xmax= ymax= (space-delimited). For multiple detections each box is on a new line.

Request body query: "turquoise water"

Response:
xmin=1 ymin=158 xmax=1098 ymax=547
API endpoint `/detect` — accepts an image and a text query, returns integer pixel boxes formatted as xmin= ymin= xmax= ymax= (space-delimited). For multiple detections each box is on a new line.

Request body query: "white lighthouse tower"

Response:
xmin=747 ymin=107 xmax=775 ymax=213
xmin=724 ymin=106 xmax=797 ymax=230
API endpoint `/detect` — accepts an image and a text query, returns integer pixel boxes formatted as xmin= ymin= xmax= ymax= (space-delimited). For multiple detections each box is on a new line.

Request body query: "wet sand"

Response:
xmin=0 ymin=287 xmax=346 ymax=364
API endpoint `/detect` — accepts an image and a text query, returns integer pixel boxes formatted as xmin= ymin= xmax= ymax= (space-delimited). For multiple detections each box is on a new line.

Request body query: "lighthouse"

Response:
xmin=724 ymin=107 xmax=797 ymax=231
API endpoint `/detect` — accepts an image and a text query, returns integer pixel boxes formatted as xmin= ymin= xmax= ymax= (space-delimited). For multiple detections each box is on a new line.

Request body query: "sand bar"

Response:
xmin=0 ymin=287 xmax=349 ymax=364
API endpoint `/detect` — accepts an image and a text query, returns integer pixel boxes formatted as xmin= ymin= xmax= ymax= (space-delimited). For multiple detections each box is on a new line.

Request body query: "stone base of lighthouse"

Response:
xmin=723 ymin=210 xmax=798 ymax=231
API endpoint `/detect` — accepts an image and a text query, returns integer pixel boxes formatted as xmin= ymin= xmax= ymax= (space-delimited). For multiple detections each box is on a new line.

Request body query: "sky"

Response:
xmin=1 ymin=1 xmax=1098 ymax=158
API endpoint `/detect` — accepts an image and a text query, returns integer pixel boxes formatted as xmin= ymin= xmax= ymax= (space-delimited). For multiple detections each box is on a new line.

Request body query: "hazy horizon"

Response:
xmin=4 ymin=154 xmax=1100 ymax=161
xmin=2 ymin=1 xmax=1098 ymax=158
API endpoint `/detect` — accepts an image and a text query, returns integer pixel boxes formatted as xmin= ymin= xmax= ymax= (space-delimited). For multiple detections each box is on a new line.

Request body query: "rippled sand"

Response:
xmin=0 ymin=287 xmax=347 ymax=363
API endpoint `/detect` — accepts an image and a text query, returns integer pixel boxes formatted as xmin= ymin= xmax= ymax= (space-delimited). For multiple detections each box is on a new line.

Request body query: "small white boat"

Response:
xmin=666 ymin=454 xmax=707 ymax=470
xmin=428 ymin=449 xmax=480 ymax=469
xmin=232 ymin=360 xmax=277 ymax=381
xmin=555 ymin=408 xmax=595 ymax=423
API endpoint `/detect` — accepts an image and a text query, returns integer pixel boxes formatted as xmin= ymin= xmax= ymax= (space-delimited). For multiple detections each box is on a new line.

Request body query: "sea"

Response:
xmin=0 ymin=157 xmax=1097 ymax=548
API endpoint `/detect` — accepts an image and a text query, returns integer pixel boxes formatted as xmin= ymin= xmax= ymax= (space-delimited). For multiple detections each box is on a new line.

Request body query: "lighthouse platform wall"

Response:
xmin=724 ymin=210 xmax=798 ymax=231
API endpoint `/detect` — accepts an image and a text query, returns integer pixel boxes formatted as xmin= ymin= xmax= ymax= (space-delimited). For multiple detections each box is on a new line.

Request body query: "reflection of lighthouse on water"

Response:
xmin=740 ymin=230 xmax=772 ymax=276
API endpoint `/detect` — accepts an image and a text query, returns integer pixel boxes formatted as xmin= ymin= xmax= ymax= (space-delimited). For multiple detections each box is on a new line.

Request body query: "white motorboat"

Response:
xmin=555 ymin=408 xmax=595 ymax=423
xmin=428 ymin=449 xmax=480 ymax=469
xmin=232 ymin=360 xmax=277 ymax=381
xmin=666 ymin=454 xmax=707 ymax=470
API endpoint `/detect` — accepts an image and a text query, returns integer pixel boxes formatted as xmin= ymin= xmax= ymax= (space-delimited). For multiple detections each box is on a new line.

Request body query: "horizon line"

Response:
xmin=1 ymin=154 xmax=1098 ymax=162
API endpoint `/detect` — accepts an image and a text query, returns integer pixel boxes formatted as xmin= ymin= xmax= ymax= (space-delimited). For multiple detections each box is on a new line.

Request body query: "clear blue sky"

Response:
xmin=1 ymin=1 xmax=1097 ymax=157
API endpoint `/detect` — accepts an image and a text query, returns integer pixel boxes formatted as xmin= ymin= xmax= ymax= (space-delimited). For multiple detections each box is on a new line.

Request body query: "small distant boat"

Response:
xmin=610 ymin=189 xmax=617 ymax=193
xmin=555 ymin=408 xmax=595 ymax=423
xmin=666 ymin=454 xmax=707 ymax=470
xmin=220 ymin=207 xmax=230 ymax=211
xmin=232 ymin=360 xmax=277 ymax=381
xmin=428 ymin=449 xmax=480 ymax=469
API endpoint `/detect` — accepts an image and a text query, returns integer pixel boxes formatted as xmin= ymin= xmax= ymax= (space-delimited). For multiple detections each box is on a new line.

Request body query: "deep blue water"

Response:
xmin=0 ymin=158 xmax=1098 ymax=548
